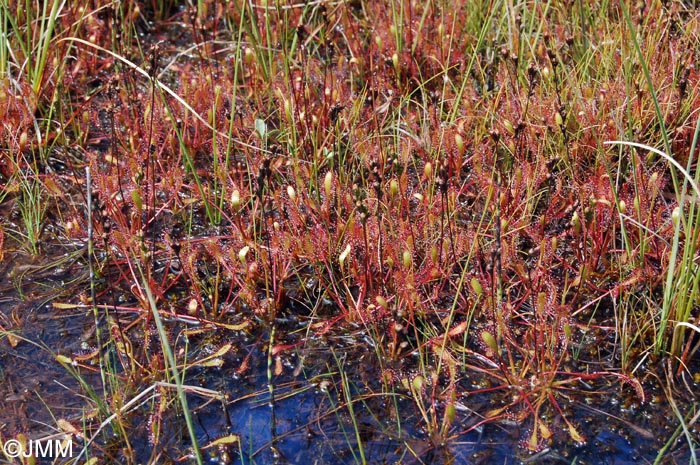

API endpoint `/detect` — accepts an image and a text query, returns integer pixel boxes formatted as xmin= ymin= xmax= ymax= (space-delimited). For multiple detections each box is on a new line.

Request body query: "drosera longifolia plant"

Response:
xmin=1 ymin=0 xmax=98 ymax=162
xmin=608 ymin=0 xmax=700 ymax=362
xmin=0 ymin=0 xmax=81 ymax=254
xmin=0 ymin=0 xmax=62 ymax=98
xmin=4 ymin=0 xmax=700 ymax=461
xmin=4 ymin=331 xmax=136 ymax=458
xmin=606 ymin=139 xmax=700 ymax=364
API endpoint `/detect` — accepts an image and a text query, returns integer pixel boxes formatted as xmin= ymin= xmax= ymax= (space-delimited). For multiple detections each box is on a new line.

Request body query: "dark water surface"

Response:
xmin=1 ymin=247 xmax=697 ymax=465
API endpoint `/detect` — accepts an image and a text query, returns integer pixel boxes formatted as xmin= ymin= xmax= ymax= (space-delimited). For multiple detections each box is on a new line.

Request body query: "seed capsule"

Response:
xmin=339 ymin=244 xmax=351 ymax=269
xmin=324 ymin=171 xmax=333 ymax=198
xmin=244 ymin=47 xmax=255 ymax=66
xmin=19 ymin=131 xmax=28 ymax=151
xmin=284 ymin=97 xmax=292 ymax=120
xmin=238 ymin=246 xmax=250 ymax=264
xmin=412 ymin=375 xmax=425 ymax=391
xmin=390 ymin=179 xmax=399 ymax=198
xmin=455 ymin=133 xmax=464 ymax=153
xmin=618 ymin=200 xmax=626 ymax=213
xmin=555 ymin=111 xmax=563 ymax=127
xmin=503 ymin=119 xmax=514 ymax=136
xmin=471 ymin=278 xmax=483 ymax=296
xmin=672 ymin=207 xmax=681 ymax=227
xmin=445 ymin=402 xmax=456 ymax=424
xmin=572 ymin=211 xmax=581 ymax=235
xmin=131 ymin=190 xmax=143 ymax=213
xmin=481 ymin=331 xmax=499 ymax=354
xmin=403 ymin=250 xmax=412 ymax=269
xmin=231 ymin=190 xmax=240 ymax=209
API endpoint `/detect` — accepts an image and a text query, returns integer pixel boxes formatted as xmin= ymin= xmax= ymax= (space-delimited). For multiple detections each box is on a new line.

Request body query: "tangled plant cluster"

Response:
xmin=2 ymin=0 xmax=700 ymax=459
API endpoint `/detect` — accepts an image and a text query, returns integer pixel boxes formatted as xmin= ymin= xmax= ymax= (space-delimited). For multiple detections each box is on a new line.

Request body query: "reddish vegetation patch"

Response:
xmin=1 ymin=0 xmax=699 ymax=461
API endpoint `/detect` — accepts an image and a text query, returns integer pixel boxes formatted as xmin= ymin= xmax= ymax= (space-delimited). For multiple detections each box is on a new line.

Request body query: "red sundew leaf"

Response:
xmin=481 ymin=330 xmax=499 ymax=354
xmin=235 ymin=353 xmax=250 ymax=375
xmin=44 ymin=177 xmax=64 ymax=197
xmin=567 ymin=422 xmax=585 ymax=444
xmin=55 ymin=354 xmax=73 ymax=365
xmin=527 ymin=426 xmax=540 ymax=451
xmin=148 ymin=411 xmax=160 ymax=446
xmin=52 ymin=302 xmax=83 ymax=309
xmin=72 ymin=346 xmax=100 ymax=362
xmin=192 ymin=343 xmax=232 ymax=368
xmin=271 ymin=341 xmax=303 ymax=356
xmin=485 ymin=404 xmax=509 ymax=419
xmin=57 ymin=418 xmax=80 ymax=436
xmin=6 ymin=332 xmax=20 ymax=348
xmin=216 ymin=320 xmax=251 ymax=331
xmin=582 ymin=371 xmax=646 ymax=403
xmin=275 ymin=355 xmax=283 ymax=376
xmin=198 ymin=358 xmax=223 ymax=368
xmin=447 ymin=320 xmax=468 ymax=337
xmin=203 ymin=434 xmax=240 ymax=449
xmin=624 ymin=376 xmax=646 ymax=403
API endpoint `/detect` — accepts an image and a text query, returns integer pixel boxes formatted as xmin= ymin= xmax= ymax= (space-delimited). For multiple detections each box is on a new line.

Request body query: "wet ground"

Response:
xmin=1 ymin=245 xmax=697 ymax=465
